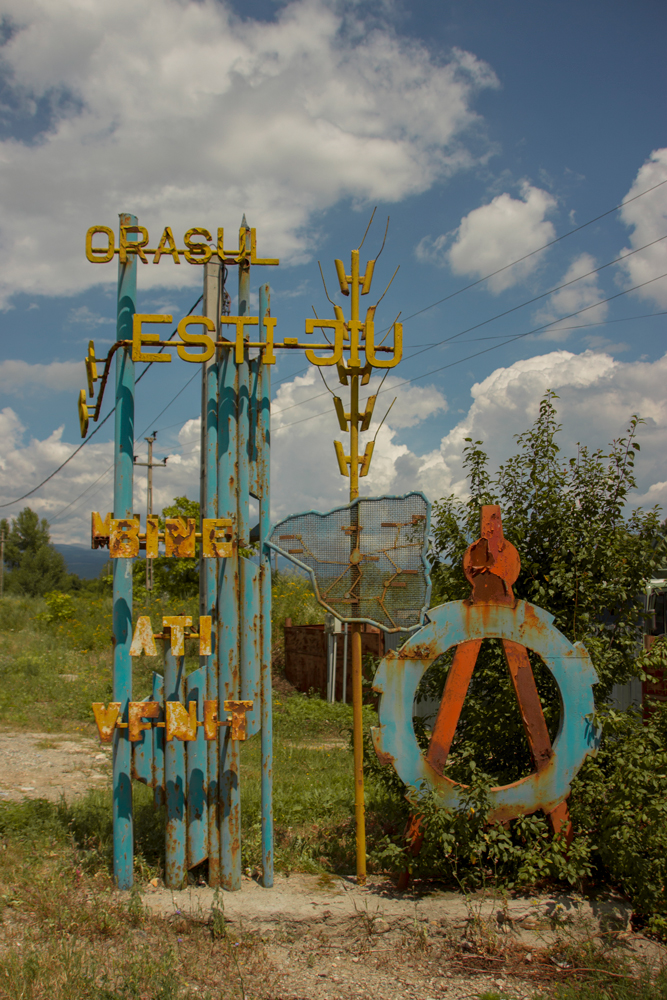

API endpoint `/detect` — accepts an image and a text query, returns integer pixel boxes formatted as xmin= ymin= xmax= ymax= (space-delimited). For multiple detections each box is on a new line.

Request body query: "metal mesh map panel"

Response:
xmin=268 ymin=493 xmax=431 ymax=632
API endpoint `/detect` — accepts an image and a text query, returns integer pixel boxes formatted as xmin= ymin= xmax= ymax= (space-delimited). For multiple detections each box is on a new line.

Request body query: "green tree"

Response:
xmin=1 ymin=508 xmax=69 ymax=597
xmin=416 ymin=393 xmax=665 ymax=785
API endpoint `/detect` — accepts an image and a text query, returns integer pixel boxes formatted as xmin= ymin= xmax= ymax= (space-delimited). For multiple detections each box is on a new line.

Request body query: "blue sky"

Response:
xmin=0 ymin=0 xmax=665 ymax=543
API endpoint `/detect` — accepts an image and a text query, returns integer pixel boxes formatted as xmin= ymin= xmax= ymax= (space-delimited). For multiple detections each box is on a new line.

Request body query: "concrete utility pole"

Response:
xmin=134 ymin=432 xmax=168 ymax=590
xmin=0 ymin=526 xmax=4 ymax=598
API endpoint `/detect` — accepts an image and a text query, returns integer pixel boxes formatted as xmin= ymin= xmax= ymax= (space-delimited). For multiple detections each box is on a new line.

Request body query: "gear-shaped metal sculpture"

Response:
xmin=371 ymin=506 xmax=600 ymax=833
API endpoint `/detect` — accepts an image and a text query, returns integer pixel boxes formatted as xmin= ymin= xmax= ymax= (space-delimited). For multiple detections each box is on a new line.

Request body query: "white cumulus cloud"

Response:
xmin=416 ymin=182 xmax=556 ymax=292
xmin=5 ymin=350 xmax=666 ymax=548
xmin=0 ymin=0 xmax=498 ymax=306
xmin=0 ymin=358 xmax=83 ymax=394
xmin=533 ymin=253 xmax=608 ymax=339
xmin=617 ymin=148 xmax=667 ymax=307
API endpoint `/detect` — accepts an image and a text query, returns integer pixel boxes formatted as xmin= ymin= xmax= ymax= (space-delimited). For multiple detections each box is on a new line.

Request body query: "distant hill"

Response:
xmin=55 ymin=544 xmax=109 ymax=579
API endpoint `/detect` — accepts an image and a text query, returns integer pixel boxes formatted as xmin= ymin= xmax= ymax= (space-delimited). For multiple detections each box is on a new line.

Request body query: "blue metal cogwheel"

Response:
xmin=371 ymin=600 xmax=600 ymax=824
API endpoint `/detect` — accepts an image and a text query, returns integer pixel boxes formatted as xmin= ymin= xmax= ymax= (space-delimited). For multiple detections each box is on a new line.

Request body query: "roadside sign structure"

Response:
xmin=81 ymin=214 xmax=407 ymax=890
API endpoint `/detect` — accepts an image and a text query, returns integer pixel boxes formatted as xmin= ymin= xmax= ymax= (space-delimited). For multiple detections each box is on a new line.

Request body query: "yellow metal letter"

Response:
xmin=165 ymin=701 xmax=198 ymax=741
xmin=262 ymin=316 xmax=277 ymax=364
xmin=183 ymin=228 xmax=213 ymax=264
xmin=110 ymin=518 xmax=140 ymax=558
xmin=128 ymin=701 xmax=160 ymax=741
xmin=132 ymin=314 xmax=173 ymax=363
xmin=85 ymin=341 xmax=98 ymax=397
xmin=164 ymin=517 xmax=196 ymax=558
xmin=202 ymin=518 xmax=233 ymax=558
xmin=92 ymin=702 xmax=121 ymax=743
xmin=162 ymin=616 xmax=193 ymax=656
xmin=176 ymin=316 xmax=215 ymax=363
xmin=203 ymin=699 xmax=218 ymax=740
xmin=86 ymin=226 xmax=115 ymax=263
xmin=153 ymin=226 xmax=181 ymax=264
xmin=91 ymin=511 xmax=111 ymax=549
xmin=224 ymin=700 xmax=254 ymax=741
xmin=364 ymin=319 xmax=403 ymax=369
xmin=198 ymin=615 xmax=212 ymax=656
xmin=78 ymin=390 xmax=89 ymax=438
xmin=120 ymin=225 xmax=150 ymax=264
xmin=304 ymin=318 xmax=345 ymax=366
xmin=219 ymin=316 xmax=259 ymax=364
xmin=145 ymin=515 xmax=159 ymax=558
xmin=130 ymin=616 xmax=158 ymax=657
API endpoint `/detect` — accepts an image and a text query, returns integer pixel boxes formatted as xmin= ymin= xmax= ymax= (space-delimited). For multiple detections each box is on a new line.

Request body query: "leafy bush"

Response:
xmin=39 ymin=591 xmax=76 ymax=624
xmin=570 ymin=704 xmax=667 ymax=937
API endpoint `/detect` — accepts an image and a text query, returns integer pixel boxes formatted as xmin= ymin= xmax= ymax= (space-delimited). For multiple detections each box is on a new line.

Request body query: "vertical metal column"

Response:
xmin=348 ymin=248 xmax=367 ymax=884
xmin=164 ymin=640 xmax=187 ymax=888
xmin=113 ymin=212 xmax=137 ymax=890
xmin=201 ymin=260 xmax=222 ymax=886
xmin=238 ymin=220 xmax=260 ymax=736
xmin=258 ymin=283 xmax=273 ymax=887
xmin=217 ymin=225 xmax=243 ymax=891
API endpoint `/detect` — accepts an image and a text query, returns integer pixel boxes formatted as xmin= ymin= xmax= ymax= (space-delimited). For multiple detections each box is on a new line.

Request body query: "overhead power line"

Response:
xmin=272 ymin=235 xmax=667 ymax=418
xmin=273 ymin=271 xmax=667 ymax=432
xmin=0 ymin=294 xmax=203 ymax=510
xmin=3 ymin=176 xmax=666 ymax=511
xmin=400 ymin=177 xmax=667 ymax=325
xmin=268 ymin=176 xmax=667 ymax=393
xmin=48 ymin=368 xmax=201 ymax=526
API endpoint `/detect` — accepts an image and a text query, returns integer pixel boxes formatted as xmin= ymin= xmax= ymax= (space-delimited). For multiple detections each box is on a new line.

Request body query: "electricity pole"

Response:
xmin=0 ymin=526 xmax=4 ymax=598
xmin=134 ymin=432 xmax=168 ymax=590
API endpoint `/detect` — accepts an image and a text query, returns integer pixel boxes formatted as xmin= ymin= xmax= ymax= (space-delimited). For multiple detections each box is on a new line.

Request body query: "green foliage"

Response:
xmin=570 ymin=704 xmax=667 ymax=937
xmin=133 ymin=496 xmax=201 ymax=599
xmin=1 ymin=508 xmax=69 ymax=597
xmin=38 ymin=591 xmax=76 ymax=624
xmin=367 ymin=393 xmax=667 ymax=934
xmin=431 ymin=393 xmax=665 ymax=697
xmin=270 ymin=572 xmax=325 ymax=667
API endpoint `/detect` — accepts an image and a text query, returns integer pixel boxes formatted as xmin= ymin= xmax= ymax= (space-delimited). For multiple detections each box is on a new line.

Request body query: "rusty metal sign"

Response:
xmin=268 ymin=492 xmax=431 ymax=633
xmin=371 ymin=505 xmax=600 ymax=834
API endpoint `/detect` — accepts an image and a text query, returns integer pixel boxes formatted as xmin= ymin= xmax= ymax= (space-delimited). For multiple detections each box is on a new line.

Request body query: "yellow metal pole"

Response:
xmin=348 ymin=249 xmax=366 ymax=884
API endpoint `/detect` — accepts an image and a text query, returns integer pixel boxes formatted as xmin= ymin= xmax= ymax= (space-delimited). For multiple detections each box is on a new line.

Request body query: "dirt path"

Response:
xmin=0 ymin=730 xmax=110 ymax=802
xmin=138 ymin=874 xmax=665 ymax=1000
xmin=0 ymin=732 xmax=664 ymax=998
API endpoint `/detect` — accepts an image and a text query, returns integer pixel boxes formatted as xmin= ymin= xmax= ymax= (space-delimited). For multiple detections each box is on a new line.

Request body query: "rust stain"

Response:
xmin=109 ymin=518 xmax=140 ymax=558
xmin=164 ymin=517 xmax=196 ymax=558
xmin=128 ymin=701 xmax=160 ymax=741
xmin=398 ymin=641 xmax=437 ymax=660
xmin=224 ymin=700 xmax=254 ymax=740
xmin=374 ymin=749 xmax=396 ymax=767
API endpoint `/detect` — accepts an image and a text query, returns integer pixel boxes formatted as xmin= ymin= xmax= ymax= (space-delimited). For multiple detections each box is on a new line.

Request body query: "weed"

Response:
xmin=210 ymin=887 xmax=226 ymax=939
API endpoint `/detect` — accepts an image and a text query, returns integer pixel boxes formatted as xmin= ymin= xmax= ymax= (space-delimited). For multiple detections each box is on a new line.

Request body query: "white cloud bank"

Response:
xmin=0 ymin=359 xmax=83 ymax=394
xmin=617 ymin=148 xmax=667 ymax=308
xmin=416 ymin=182 xmax=557 ymax=292
xmin=0 ymin=0 xmax=498 ymax=305
xmin=533 ymin=253 xmax=608 ymax=338
xmin=3 ymin=350 xmax=665 ymax=547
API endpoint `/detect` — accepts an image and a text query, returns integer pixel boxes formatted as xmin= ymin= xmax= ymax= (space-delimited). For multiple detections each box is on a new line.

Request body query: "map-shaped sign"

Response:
xmin=267 ymin=493 xmax=431 ymax=632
